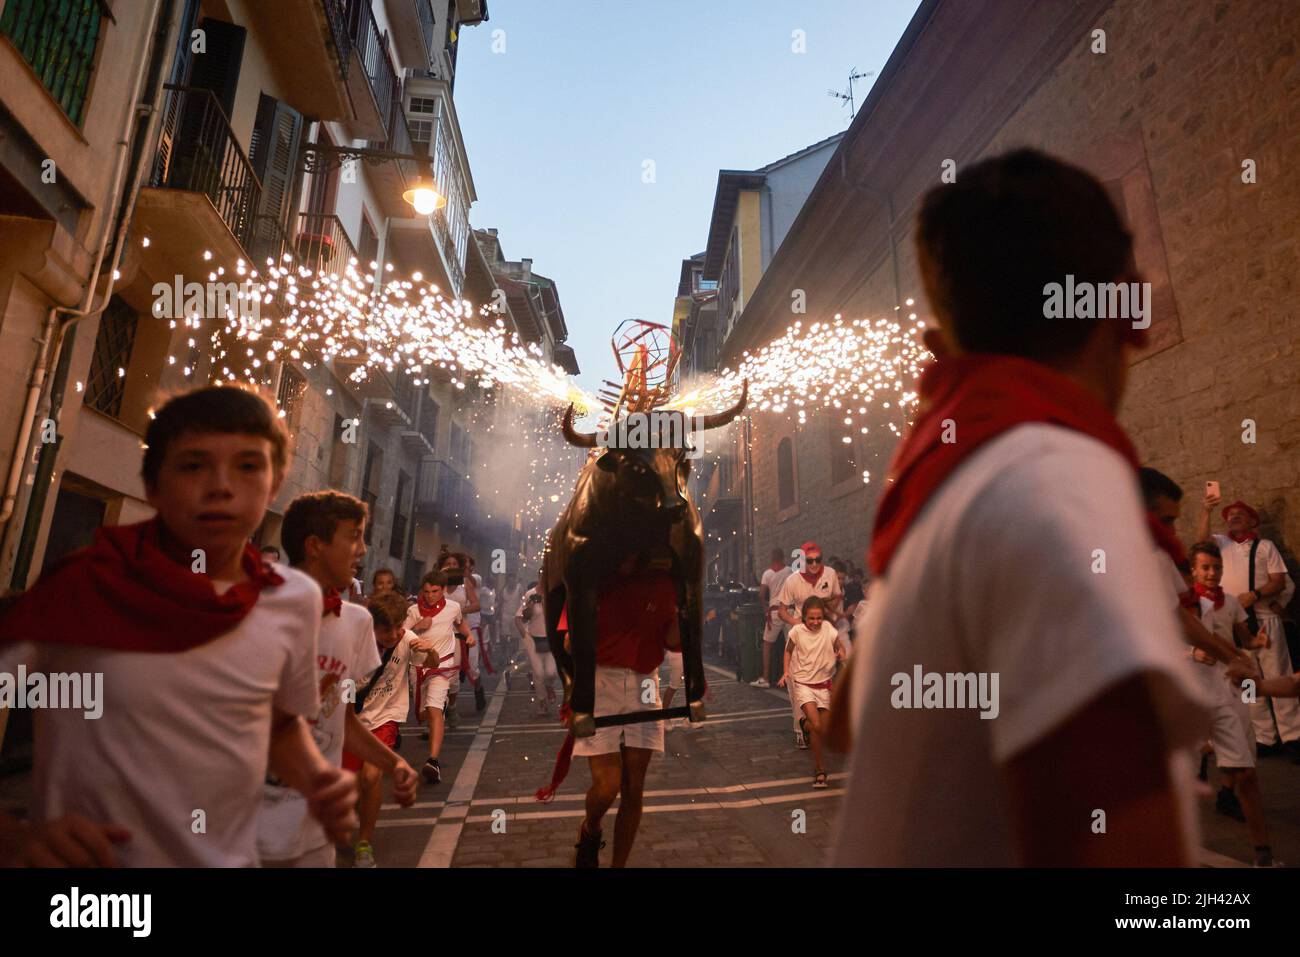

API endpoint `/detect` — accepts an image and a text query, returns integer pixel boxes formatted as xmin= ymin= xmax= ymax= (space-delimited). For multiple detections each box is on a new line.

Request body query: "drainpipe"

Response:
xmin=1 ymin=0 xmax=180 ymax=588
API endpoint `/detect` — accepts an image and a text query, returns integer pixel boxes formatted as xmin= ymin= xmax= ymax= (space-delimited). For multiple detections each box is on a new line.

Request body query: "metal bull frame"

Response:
xmin=543 ymin=321 xmax=746 ymax=736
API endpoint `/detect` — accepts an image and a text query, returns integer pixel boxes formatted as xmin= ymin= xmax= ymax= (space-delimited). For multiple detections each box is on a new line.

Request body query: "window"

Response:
xmin=276 ymin=365 xmax=306 ymax=431
xmin=409 ymin=119 xmax=432 ymax=143
xmin=361 ymin=441 xmax=383 ymax=545
xmin=409 ymin=96 xmax=437 ymax=114
xmin=829 ymin=421 xmax=857 ymax=486
xmin=85 ymin=296 xmax=137 ymax=419
xmin=358 ymin=213 xmax=379 ymax=267
xmin=450 ymin=422 xmax=465 ymax=465
xmin=420 ymin=397 xmax=439 ymax=450
xmin=390 ymin=471 xmax=410 ymax=559
xmin=698 ymin=279 xmax=718 ymax=291
xmin=777 ymin=437 xmax=796 ymax=512
xmin=1 ymin=0 xmax=105 ymax=126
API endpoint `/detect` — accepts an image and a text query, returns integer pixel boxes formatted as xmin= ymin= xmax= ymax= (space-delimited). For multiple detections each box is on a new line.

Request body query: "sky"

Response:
xmin=453 ymin=0 xmax=922 ymax=395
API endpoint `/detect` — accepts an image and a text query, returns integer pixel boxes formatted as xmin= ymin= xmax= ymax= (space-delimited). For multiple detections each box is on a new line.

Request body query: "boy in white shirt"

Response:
xmin=258 ymin=492 xmax=419 ymax=867
xmin=0 ymin=385 xmax=357 ymax=866
xmin=1186 ymin=541 xmax=1276 ymax=867
xmin=753 ymin=548 xmax=793 ymax=690
xmin=346 ymin=590 xmax=435 ymax=867
xmin=834 ymin=150 xmax=1207 ymax=866
xmin=406 ymin=570 xmax=467 ymax=784
xmin=778 ymin=596 xmax=844 ymax=788
xmin=516 ymin=575 xmax=558 ymax=715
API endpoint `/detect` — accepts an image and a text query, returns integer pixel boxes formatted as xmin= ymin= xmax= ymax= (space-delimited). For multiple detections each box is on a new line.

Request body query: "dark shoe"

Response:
xmin=574 ymin=823 xmax=604 ymax=868
xmin=1215 ymin=786 xmax=1245 ymax=822
xmin=474 ymin=684 xmax=487 ymax=712
xmin=422 ymin=757 xmax=441 ymax=784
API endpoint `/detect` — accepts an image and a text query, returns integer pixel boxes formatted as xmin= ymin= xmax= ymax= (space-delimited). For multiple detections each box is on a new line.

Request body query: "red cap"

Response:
xmin=1221 ymin=501 xmax=1259 ymax=525
xmin=800 ymin=540 xmax=821 ymax=556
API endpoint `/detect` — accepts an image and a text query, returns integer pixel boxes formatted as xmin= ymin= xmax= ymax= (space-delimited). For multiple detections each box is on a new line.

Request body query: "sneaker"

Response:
xmin=750 ymin=677 xmax=770 ymax=688
xmin=422 ymin=757 xmax=442 ymax=784
xmin=353 ymin=841 xmax=376 ymax=868
xmin=813 ymin=771 xmax=829 ymax=790
xmin=1215 ymin=786 xmax=1245 ymax=822
xmin=474 ymin=684 xmax=487 ymax=712
xmin=795 ymin=731 xmax=808 ymax=750
xmin=574 ymin=823 xmax=605 ymax=868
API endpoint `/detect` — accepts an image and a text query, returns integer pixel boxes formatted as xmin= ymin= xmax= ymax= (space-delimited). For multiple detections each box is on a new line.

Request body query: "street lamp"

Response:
xmin=402 ymin=179 xmax=446 ymax=215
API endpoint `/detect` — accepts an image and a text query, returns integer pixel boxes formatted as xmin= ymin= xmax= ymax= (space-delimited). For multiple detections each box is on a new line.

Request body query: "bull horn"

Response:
xmin=698 ymin=380 xmax=748 ymax=430
xmin=561 ymin=405 xmax=599 ymax=447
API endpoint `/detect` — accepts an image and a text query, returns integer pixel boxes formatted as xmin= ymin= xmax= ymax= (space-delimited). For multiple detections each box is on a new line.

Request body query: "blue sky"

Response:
xmin=455 ymin=0 xmax=921 ymax=392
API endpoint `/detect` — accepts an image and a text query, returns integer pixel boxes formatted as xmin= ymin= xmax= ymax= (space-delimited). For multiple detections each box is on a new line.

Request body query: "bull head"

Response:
xmin=559 ymin=379 xmax=749 ymax=448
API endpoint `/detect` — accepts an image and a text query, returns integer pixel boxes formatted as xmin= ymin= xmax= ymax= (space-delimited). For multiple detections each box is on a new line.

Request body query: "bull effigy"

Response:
xmin=542 ymin=320 xmax=747 ymax=738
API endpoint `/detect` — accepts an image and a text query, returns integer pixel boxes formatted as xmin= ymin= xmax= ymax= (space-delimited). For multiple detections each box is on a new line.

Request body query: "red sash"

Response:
xmin=869 ymin=355 xmax=1186 ymax=577
xmin=0 ymin=518 xmax=282 ymax=652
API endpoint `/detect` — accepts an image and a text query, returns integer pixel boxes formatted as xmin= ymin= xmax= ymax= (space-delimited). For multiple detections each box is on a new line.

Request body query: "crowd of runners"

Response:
xmin=0 ymin=148 xmax=1297 ymax=869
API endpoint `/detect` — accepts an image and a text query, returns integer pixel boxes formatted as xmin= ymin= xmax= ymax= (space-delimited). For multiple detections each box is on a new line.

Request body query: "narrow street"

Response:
xmin=364 ymin=651 xmax=845 ymax=868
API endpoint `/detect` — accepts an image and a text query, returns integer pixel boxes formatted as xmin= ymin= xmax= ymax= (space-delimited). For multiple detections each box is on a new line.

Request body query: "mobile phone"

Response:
xmin=1206 ymin=480 xmax=1220 ymax=498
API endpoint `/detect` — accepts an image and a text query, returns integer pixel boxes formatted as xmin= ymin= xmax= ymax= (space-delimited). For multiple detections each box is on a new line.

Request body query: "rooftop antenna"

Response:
xmin=827 ymin=68 xmax=875 ymax=120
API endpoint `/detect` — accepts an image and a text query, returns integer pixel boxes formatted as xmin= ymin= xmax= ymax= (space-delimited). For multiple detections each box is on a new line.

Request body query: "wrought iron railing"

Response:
xmin=346 ymin=0 xmax=397 ymax=137
xmin=321 ymin=0 xmax=352 ymax=74
xmin=296 ymin=212 xmax=359 ymax=279
xmin=151 ymin=85 xmax=263 ymax=255
xmin=415 ymin=0 xmax=436 ymax=63
xmin=367 ymin=84 xmax=420 ymax=190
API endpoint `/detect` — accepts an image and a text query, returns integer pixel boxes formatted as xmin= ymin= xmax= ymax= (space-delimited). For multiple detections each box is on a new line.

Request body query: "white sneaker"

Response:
xmin=353 ymin=842 xmax=376 ymax=868
xmin=750 ymin=677 xmax=770 ymax=688
xmin=795 ymin=732 xmax=808 ymax=750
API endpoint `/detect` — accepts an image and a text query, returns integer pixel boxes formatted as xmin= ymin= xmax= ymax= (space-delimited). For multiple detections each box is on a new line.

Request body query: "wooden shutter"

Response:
xmin=249 ymin=94 xmax=304 ymax=261
xmin=189 ymin=17 xmax=245 ymax=119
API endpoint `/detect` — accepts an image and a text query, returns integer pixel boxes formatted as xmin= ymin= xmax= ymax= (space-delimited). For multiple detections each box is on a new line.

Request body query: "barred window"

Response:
xmin=276 ymin=364 xmax=306 ymax=431
xmin=409 ymin=118 xmax=432 ymax=143
xmin=85 ymin=296 xmax=137 ymax=419
xmin=0 ymin=0 xmax=107 ymax=126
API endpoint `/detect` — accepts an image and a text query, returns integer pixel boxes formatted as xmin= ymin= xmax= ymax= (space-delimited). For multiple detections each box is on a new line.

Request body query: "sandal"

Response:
xmin=813 ymin=770 xmax=828 ymax=789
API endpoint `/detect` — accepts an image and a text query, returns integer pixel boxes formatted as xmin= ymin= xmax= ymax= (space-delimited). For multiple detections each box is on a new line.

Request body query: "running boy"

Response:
xmin=0 ymin=384 xmax=356 ymax=866
xmin=405 ymin=570 xmax=466 ymax=784
xmin=1186 ymin=541 xmax=1276 ymax=867
xmin=258 ymin=492 xmax=419 ymax=867
xmin=516 ymin=573 xmax=557 ymax=715
xmin=346 ymin=590 xmax=435 ymax=867
xmin=778 ymin=597 xmax=844 ymax=789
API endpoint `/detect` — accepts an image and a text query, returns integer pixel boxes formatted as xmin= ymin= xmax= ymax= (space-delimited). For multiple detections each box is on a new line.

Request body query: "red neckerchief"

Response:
xmin=322 ymin=588 xmax=343 ymax=617
xmin=800 ymin=567 xmax=823 ymax=586
xmin=0 ymin=518 xmax=283 ymax=652
xmin=1228 ymin=530 xmax=1258 ymax=544
xmin=1194 ymin=582 xmax=1225 ymax=609
xmin=869 ymin=355 xmax=1187 ymax=576
xmin=418 ymin=597 xmax=446 ymax=619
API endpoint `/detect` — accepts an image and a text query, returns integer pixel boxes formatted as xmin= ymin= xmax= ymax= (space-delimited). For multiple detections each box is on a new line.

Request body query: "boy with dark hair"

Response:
xmin=405 ymin=569 xmax=467 ymax=783
xmin=836 ymin=150 xmax=1208 ymax=866
xmin=0 ymin=384 xmax=357 ymax=866
xmin=258 ymin=491 xmax=418 ymax=867
xmin=346 ymin=590 xmax=434 ymax=868
xmin=1185 ymin=541 xmax=1276 ymax=867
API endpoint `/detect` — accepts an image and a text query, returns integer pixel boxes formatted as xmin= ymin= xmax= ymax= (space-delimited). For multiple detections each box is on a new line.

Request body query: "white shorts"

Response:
xmin=421 ymin=673 xmax=453 ymax=711
xmin=261 ymin=842 xmax=335 ymax=868
xmin=572 ymin=665 xmax=665 ymax=757
xmin=663 ymin=650 xmax=683 ymax=690
xmin=789 ymin=679 xmax=831 ymax=713
xmin=1209 ymin=695 xmax=1257 ymax=769
xmin=763 ymin=617 xmax=786 ymax=644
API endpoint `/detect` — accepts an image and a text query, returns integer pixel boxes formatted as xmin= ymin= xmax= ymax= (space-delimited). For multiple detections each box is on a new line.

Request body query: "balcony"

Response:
xmin=344 ymin=0 xmax=397 ymax=141
xmin=296 ymin=212 xmax=359 ymax=279
xmin=136 ymin=85 xmax=266 ymax=281
xmin=365 ymin=91 xmax=420 ymax=219
xmin=245 ymin=0 xmax=352 ymax=122
xmin=384 ymin=0 xmax=436 ymax=70
xmin=415 ymin=458 xmax=474 ymax=524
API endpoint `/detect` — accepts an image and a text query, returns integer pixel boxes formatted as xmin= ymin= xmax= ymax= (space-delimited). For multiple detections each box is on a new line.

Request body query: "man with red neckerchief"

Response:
xmin=404 ymin=570 xmax=466 ymax=785
xmin=832 ymin=149 xmax=1209 ymax=867
xmin=1197 ymin=492 xmax=1300 ymax=752
xmin=774 ymin=542 xmax=841 ymax=741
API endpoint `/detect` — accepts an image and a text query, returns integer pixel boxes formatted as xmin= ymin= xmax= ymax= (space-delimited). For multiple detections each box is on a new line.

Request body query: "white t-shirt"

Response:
xmin=775 ymin=566 xmax=841 ymax=618
xmin=0 ymin=566 xmax=322 ymax=867
xmin=517 ymin=586 xmax=547 ymax=637
xmin=834 ymin=424 xmax=1210 ymax=867
xmin=358 ymin=628 xmax=428 ymax=729
xmin=786 ymin=622 xmax=839 ymax=686
xmin=1190 ymin=593 xmax=1247 ymax=704
xmin=479 ymin=584 xmax=496 ymax=618
xmin=258 ymin=600 xmax=380 ymax=861
xmin=405 ymin=599 xmax=462 ymax=664
xmin=1157 ymin=551 xmax=1189 ymax=610
xmin=1211 ymin=534 xmax=1291 ymax=617
xmin=761 ymin=565 xmax=793 ymax=607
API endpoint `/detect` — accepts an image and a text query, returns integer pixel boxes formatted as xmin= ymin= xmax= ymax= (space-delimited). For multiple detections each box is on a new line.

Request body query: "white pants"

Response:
xmin=523 ymin=636 xmax=557 ymax=693
xmin=261 ymin=842 xmax=335 ymax=868
xmin=1250 ymin=615 xmax=1300 ymax=745
xmin=662 ymin=650 xmax=683 ymax=690
xmin=571 ymin=666 xmax=665 ymax=756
